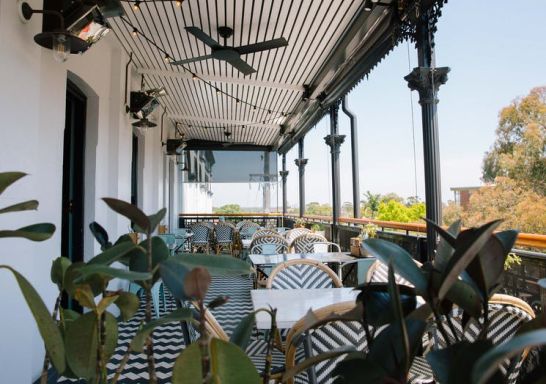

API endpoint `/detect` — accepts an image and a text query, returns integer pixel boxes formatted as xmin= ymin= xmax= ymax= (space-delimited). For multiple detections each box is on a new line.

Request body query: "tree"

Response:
xmin=376 ymin=199 xmax=425 ymax=223
xmin=482 ymin=86 xmax=546 ymax=195
xmin=305 ymin=202 xmax=332 ymax=216
xmin=342 ymin=201 xmax=354 ymax=217
xmin=461 ymin=177 xmax=546 ymax=234
xmin=213 ymin=204 xmax=241 ymax=214
xmin=361 ymin=191 xmax=381 ymax=218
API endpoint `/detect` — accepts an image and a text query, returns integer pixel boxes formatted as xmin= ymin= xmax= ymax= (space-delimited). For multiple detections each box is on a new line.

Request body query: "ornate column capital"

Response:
xmin=404 ymin=67 xmax=450 ymax=104
xmin=294 ymin=158 xmax=308 ymax=168
xmin=324 ymin=134 xmax=345 ymax=154
xmin=279 ymin=170 xmax=289 ymax=180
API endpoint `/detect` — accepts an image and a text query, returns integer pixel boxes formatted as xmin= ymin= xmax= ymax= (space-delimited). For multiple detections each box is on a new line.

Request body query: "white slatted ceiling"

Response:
xmin=110 ymin=0 xmax=363 ymax=147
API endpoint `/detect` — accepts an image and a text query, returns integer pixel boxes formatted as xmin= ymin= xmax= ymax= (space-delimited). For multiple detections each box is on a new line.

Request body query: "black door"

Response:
xmin=131 ymin=133 xmax=139 ymax=206
xmin=61 ymin=80 xmax=86 ymax=276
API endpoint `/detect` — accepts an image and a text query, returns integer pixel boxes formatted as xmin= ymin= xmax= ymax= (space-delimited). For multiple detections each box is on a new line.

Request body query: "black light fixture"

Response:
xmin=133 ymin=1 xmax=141 ymax=11
xmin=363 ymin=0 xmax=373 ymax=11
xmin=302 ymin=84 xmax=311 ymax=101
xmin=18 ymin=2 xmax=89 ymax=62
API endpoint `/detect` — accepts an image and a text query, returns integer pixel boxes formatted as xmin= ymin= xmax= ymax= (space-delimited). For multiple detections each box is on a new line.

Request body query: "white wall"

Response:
xmin=0 ymin=1 xmax=167 ymax=381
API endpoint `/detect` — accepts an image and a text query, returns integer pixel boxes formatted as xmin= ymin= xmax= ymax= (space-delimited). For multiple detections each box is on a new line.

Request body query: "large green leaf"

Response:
xmin=51 ymin=256 xmax=71 ymax=290
xmin=367 ymin=318 xmax=426 ymax=380
xmin=172 ymin=343 xmax=202 ymax=384
xmin=428 ymin=340 xmax=498 ymax=384
xmin=387 ymin=263 xmax=410 ymax=374
xmin=435 ymin=220 xmax=462 ymax=272
xmin=159 ymin=258 xmax=190 ymax=301
xmin=103 ymin=312 xmax=119 ymax=363
xmin=465 ymin=235 xmax=506 ymax=300
xmin=89 ymin=222 xmax=111 ymax=251
xmin=0 ymin=200 xmax=38 ymax=214
xmin=439 ymin=220 xmax=502 ymax=300
xmin=333 ymin=356 xmax=386 ymax=384
xmin=87 ymin=241 xmax=139 ymax=266
xmin=130 ymin=237 xmax=170 ymax=286
xmin=102 ymin=198 xmax=150 ymax=233
xmin=148 ymin=208 xmax=166 ymax=232
xmin=356 ymin=283 xmax=417 ymax=327
xmin=362 ymin=238 xmax=428 ymax=295
xmin=495 ymin=230 xmax=519 ymax=255
xmin=170 ymin=253 xmax=254 ymax=276
xmin=114 ymin=292 xmax=140 ymax=321
xmin=65 ymin=312 xmax=98 ymax=379
xmin=0 ymin=266 xmax=65 ymax=373
xmin=63 ymin=262 xmax=105 ymax=297
xmin=0 ymin=223 xmax=56 ymax=241
xmin=210 ymin=338 xmax=261 ymax=383
xmin=75 ymin=264 xmax=151 ymax=283
xmin=0 ymin=171 xmax=26 ymax=194
xmin=472 ymin=330 xmax=546 ymax=384
xmin=131 ymin=307 xmax=193 ymax=352
xmin=229 ymin=311 xmax=257 ymax=350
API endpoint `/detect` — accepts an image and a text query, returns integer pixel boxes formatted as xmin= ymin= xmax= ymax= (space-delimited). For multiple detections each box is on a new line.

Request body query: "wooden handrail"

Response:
xmin=177 ymin=212 xmax=546 ymax=249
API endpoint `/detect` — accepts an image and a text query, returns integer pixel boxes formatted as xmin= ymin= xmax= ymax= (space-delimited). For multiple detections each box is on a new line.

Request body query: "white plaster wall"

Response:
xmin=0 ymin=1 xmax=167 ymax=381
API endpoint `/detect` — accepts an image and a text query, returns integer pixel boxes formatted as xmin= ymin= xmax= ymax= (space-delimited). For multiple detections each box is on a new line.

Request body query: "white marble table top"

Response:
xmin=251 ymin=288 xmax=358 ymax=329
xmin=249 ymin=252 xmax=355 ymax=266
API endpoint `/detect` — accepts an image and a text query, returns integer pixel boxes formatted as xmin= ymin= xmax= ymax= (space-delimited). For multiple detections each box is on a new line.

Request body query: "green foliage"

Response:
xmin=305 ymin=201 xmax=332 ymax=216
xmin=376 ymin=199 xmax=426 ymax=223
xmin=213 ymin=204 xmax=242 ymax=214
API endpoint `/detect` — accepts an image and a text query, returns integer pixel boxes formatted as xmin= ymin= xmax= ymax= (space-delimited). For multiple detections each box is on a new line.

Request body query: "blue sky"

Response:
xmin=212 ymin=0 xmax=546 ymax=209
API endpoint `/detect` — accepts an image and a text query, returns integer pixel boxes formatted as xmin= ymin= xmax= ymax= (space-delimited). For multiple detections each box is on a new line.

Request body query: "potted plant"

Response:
xmin=310 ymin=223 xmax=326 ymax=237
xmin=351 ymin=223 xmax=379 ymax=257
xmin=294 ymin=218 xmax=306 ymax=228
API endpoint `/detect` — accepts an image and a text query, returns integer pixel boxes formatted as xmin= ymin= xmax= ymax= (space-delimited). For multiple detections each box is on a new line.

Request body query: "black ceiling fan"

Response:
xmin=171 ymin=26 xmax=288 ymax=76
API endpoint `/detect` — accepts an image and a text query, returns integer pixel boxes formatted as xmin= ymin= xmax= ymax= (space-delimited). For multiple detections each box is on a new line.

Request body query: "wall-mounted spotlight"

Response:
xmin=18 ymin=1 xmax=89 ymax=62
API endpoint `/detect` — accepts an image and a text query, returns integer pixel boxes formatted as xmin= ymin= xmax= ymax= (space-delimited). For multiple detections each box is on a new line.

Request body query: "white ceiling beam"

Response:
xmin=168 ymin=114 xmax=280 ymax=129
xmin=137 ymin=68 xmax=304 ymax=92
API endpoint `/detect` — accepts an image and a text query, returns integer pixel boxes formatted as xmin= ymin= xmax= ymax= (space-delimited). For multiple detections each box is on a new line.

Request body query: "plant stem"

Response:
xmin=40 ymin=293 xmax=62 ymax=384
xmin=98 ymin=310 xmax=107 ymax=383
xmin=431 ymin=304 xmax=452 ymax=347
xmin=263 ymin=308 xmax=277 ymax=384
xmin=198 ymin=300 xmax=211 ymax=383
xmin=145 ymin=231 xmax=158 ymax=384
xmin=110 ymin=344 xmax=132 ymax=384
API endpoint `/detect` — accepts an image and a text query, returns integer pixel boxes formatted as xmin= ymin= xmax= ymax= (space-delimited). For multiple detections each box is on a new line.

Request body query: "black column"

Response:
xmin=279 ymin=154 xmax=289 ymax=216
xmin=294 ymin=138 xmax=308 ymax=218
xmin=324 ymin=100 xmax=345 ymax=243
xmin=341 ymin=96 xmax=360 ymax=219
xmin=404 ymin=10 xmax=449 ymax=260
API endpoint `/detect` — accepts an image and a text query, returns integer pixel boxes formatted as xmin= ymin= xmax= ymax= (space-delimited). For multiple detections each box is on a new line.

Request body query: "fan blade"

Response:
xmin=226 ymin=57 xmax=256 ymax=76
xmin=185 ymin=27 xmax=220 ymax=48
xmin=237 ymin=37 xmax=288 ymax=55
xmin=170 ymin=54 xmax=214 ymax=65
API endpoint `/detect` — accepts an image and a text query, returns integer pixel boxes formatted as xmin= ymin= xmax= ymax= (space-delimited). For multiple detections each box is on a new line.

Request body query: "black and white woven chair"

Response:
xmin=418 ymin=294 xmax=535 ymax=384
xmin=266 ymin=259 xmax=342 ymax=289
xmin=180 ymin=300 xmax=286 ymax=382
xmin=284 ymin=228 xmax=311 ymax=248
xmin=366 ymin=259 xmax=422 ymax=286
xmin=239 ymin=221 xmax=261 ymax=239
xmin=285 ymin=302 xmax=368 ymax=384
xmin=291 ymin=233 xmax=340 ymax=253
xmin=214 ymin=222 xmax=235 ymax=254
xmin=252 ymin=228 xmax=279 ymax=240
xmin=250 ymin=234 xmax=288 ymax=255
xmin=190 ymin=222 xmax=212 ymax=253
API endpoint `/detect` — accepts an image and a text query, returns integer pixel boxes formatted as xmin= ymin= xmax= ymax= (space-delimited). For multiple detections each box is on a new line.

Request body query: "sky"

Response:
xmin=210 ymin=0 xmax=546 ymax=209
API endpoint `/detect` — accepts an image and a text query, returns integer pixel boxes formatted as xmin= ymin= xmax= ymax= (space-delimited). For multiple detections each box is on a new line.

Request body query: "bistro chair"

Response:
xmin=190 ymin=222 xmax=212 ymax=253
xmin=179 ymin=300 xmax=286 ymax=382
xmin=239 ymin=221 xmax=261 ymax=239
xmin=252 ymin=228 xmax=279 ymax=240
xmin=214 ymin=221 xmax=235 ymax=254
xmin=291 ymin=233 xmax=340 ymax=253
xmin=285 ymin=301 xmax=435 ymax=384
xmin=284 ymin=227 xmax=311 ymax=248
xmin=266 ymin=259 xmax=342 ymax=289
xmin=250 ymin=234 xmax=289 ymax=255
xmin=236 ymin=219 xmax=253 ymax=231
xmin=366 ymin=259 xmax=422 ymax=286
xmin=415 ymin=294 xmax=535 ymax=384
xmin=285 ymin=302 xmax=367 ymax=384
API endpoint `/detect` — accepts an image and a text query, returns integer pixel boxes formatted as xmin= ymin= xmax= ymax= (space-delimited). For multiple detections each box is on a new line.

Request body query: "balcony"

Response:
xmin=1 ymin=0 xmax=545 ymax=383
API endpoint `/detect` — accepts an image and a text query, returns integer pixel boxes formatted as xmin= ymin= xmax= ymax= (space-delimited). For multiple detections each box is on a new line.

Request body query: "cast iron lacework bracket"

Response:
xmin=391 ymin=0 xmax=448 ymax=47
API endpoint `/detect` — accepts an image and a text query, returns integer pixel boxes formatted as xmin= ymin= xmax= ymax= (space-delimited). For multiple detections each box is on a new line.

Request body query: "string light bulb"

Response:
xmin=192 ymin=73 xmax=198 ymax=80
xmin=235 ymin=98 xmax=240 ymax=104
xmin=132 ymin=27 xmax=138 ymax=37
xmin=215 ymin=88 xmax=220 ymax=95
xmin=164 ymin=54 xmax=170 ymax=62
xmin=133 ymin=1 xmax=141 ymax=11
xmin=176 ymin=0 xmax=182 ymax=6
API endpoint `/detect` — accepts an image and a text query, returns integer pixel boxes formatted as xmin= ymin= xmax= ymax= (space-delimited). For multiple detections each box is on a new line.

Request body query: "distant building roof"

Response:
xmin=450 ymin=186 xmax=482 ymax=192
